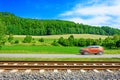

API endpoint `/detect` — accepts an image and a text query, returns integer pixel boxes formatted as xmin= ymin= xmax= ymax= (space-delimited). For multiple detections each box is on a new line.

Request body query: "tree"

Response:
xmin=0 ymin=21 xmax=5 ymax=39
xmin=39 ymin=38 xmax=44 ymax=42
xmin=51 ymin=40 xmax=59 ymax=46
xmin=23 ymin=35 xmax=32 ymax=43
xmin=113 ymin=34 xmax=120 ymax=42
xmin=86 ymin=39 xmax=94 ymax=46
xmin=8 ymin=34 xmax=14 ymax=42
xmin=58 ymin=37 xmax=64 ymax=45
xmin=106 ymin=40 xmax=115 ymax=49
xmin=78 ymin=38 xmax=86 ymax=47
xmin=92 ymin=39 xmax=99 ymax=45
xmin=68 ymin=35 xmax=74 ymax=46
xmin=103 ymin=37 xmax=116 ymax=49
xmin=0 ymin=20 xmax=6 ymax=49
xmin=62 ymin=39 xmax=70 ymax=46
xmin=116 ymin=40 xmax=120 ymax=48
xmin=14 ymin=40 xmax=19 ymax=44
xmin=1 ymin=12 xmax=120 ymax=36
xmin=74 ymin=39 xmax=79 ymax=46
xmin=98 ymin=38 xmax=103 ymax=45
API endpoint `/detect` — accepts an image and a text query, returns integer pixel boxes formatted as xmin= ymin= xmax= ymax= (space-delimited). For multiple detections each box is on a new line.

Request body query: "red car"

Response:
xmin=80 ymin=46 xmax=104 ymax=55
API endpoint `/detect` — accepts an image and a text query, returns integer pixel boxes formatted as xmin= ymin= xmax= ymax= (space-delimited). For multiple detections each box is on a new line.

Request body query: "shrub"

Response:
xmin=52 ymin=40 xmax=59 ymax=46
xmin=8 ymin=34 xmax=14 ymax=42
xmin=14 ymin=40 xmax=19 ymax=44
xmin=39 ymin=38 xmax=44 ymax=42
xmin=23 ymin=35 xmax=32 ymax=43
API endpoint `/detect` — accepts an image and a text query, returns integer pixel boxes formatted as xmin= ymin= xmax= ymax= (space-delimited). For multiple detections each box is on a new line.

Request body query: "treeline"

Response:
xmin=7 ymin=34 xmax=44 ymax=44
xmin=0 ymin=12 xmax=120 ymax=36
xmin=55 ymin=34 xmax=120 ymax=49
xmin=1 ymin=34 xmax=120 ymax=49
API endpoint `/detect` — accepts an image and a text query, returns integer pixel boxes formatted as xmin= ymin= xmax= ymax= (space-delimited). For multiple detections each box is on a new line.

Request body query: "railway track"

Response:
xmin=0 ymin=61 xmax=120 ymax=79
xmin=0 ymin=61 xmax=120 ymax=71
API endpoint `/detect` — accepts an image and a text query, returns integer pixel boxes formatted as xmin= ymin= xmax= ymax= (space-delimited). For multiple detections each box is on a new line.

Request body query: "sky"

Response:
xmin=0 ymin=0 xmax=120 ymax=29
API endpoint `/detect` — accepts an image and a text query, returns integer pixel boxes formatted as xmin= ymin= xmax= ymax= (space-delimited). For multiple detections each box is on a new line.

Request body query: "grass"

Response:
xmin=1 ymin=34 xmax=118 ymax=61
xmin=12 ymin=34 xmax=109 ymax=43
xmin=0 ymin=45 xmax=120 ymax=54
xmin=0 ymin=45 xmax=80 ymax=54
xmin=105 ymin=49 xmax=120 ymax=54
xmin=13 ymin=34 xmax=109 ymax=39
xmin=0 ymin=57 xmax=119 ymax=61
xmin=13 ymin=37 xmax=55 ymax=43
xmin=2 ymin=34 xmax=118 ymax=54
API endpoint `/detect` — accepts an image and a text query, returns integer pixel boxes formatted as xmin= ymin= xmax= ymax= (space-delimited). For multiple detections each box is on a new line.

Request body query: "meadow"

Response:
xmin=5 ymin=34 xmax=110 ymax=45
xmin=0 ymin=45 xmax=80 ymax=54
xmin=0 ymin=45 xmax=120 ymax=54
xmin=13 ymin=34 xmax=109 ymax=39
xmin=0 ymin=34 xmax=119 ymax=54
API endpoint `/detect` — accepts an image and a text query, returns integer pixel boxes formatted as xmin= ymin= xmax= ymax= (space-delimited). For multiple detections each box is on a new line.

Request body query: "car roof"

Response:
xmin=87 ymin=46 xmax=101 ymax=48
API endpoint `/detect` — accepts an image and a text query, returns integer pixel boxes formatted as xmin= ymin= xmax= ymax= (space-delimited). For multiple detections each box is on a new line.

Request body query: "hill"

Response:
xmin=0 ymin=12 xmax=120 ymax=36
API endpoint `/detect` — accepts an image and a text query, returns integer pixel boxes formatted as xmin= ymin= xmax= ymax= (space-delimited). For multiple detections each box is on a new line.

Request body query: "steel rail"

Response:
xmin=0 ymin=61 xmax=119 ymax=70
xmin=0 ymin=61 xmax=120 ymax=65
xmin=0 ymin=65 xmax=120 ymax=69
xmin=0 ymin=61 xmax=120 ymax=63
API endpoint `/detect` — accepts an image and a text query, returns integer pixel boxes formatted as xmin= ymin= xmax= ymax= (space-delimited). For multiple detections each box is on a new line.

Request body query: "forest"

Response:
xmin=0 ymin=12 xmax=120 ymax=36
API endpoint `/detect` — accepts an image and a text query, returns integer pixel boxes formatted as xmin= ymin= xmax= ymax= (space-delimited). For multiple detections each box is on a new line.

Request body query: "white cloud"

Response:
xmin=69 ymin=15 xmax=111 ymax=25
xmin=59 ymin=0 xmax=120 ymax=29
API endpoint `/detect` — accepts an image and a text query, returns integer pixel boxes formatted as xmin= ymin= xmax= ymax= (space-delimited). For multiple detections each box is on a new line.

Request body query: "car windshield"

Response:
xmin=87 ymin=46 xmax=99 ymax=48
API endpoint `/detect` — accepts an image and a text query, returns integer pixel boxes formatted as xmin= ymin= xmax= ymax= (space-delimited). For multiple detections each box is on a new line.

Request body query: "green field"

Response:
xmin=0 ymin=34 xmax=119 ymax=61
xmin=0 ymin=34 xmax=119 ymax=54
xmin=5 ymin=34 xmax=111 ymax=45
xmin=0 ymin=45 xmax=120 ymax=54
xmin=13 ymin=34 xmax=109 ymax=39
xmin=0 ymin=45 xmax=80 ymax=54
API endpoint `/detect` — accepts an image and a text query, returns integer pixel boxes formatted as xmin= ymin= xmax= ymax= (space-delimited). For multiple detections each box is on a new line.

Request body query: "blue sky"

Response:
xmin=0 ymin=0 xmax=120 ymax=29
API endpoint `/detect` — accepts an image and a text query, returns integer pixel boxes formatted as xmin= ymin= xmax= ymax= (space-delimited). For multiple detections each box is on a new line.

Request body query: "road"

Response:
xmin=0 ymin=54 xmax=120 ymax=58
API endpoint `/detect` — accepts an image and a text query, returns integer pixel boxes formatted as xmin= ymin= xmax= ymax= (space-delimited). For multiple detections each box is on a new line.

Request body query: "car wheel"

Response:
xmin=98 ymin=52 xmax=103 ymax=55
xmin=95 ymin=53 xmax=97 ymax=55
xmin=81 ymin=53 xmax=84 ymax=55
xmin=83 ymin=52 xmax=89 ymax=55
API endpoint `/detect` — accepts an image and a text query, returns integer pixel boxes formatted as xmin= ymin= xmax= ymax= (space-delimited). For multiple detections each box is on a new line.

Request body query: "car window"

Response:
xmin=87 ymin=46 xmax=99 ymax=48
xmin=94 ymin=46 xmax=99 ymax=48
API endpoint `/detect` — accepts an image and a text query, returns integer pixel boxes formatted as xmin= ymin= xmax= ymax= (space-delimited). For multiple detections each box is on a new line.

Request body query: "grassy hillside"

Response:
xmin=1 ymin=12 xmax=120 ymax=36
xmin=13 ymin=34 xmax=109 ymax=39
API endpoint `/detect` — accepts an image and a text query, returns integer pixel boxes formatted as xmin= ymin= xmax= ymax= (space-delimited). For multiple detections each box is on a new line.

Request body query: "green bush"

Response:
xmin=23 ymin=35 xmax=32 ymax=43
xmin=0 ymin=45 xmax=2 ymax=50
xmin=14 ymin=40 xmax=19 ymax=44
xmin=39 ymin=38 xmax=44 ymax=42
xmin=8 ymin=34 xmax=14 ymax=42
xmin=52 ymin=40 xmax=59 ymax=46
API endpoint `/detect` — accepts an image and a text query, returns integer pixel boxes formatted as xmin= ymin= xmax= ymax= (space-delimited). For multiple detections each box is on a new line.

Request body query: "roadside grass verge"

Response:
xmin=0 ymin=57 xmax=119 ymax=61
xmin=105 ymin=49 xmax=120 ymax=54
xmin=0 ymin=45 xmax=120 ymax=54
xmin=0 ymin=45 xmax=80 ymax=54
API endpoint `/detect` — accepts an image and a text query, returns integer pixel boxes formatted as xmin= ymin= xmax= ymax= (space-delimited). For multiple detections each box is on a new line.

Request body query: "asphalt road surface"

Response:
xmin=0 ymin=54 xmax=120 ymax=58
